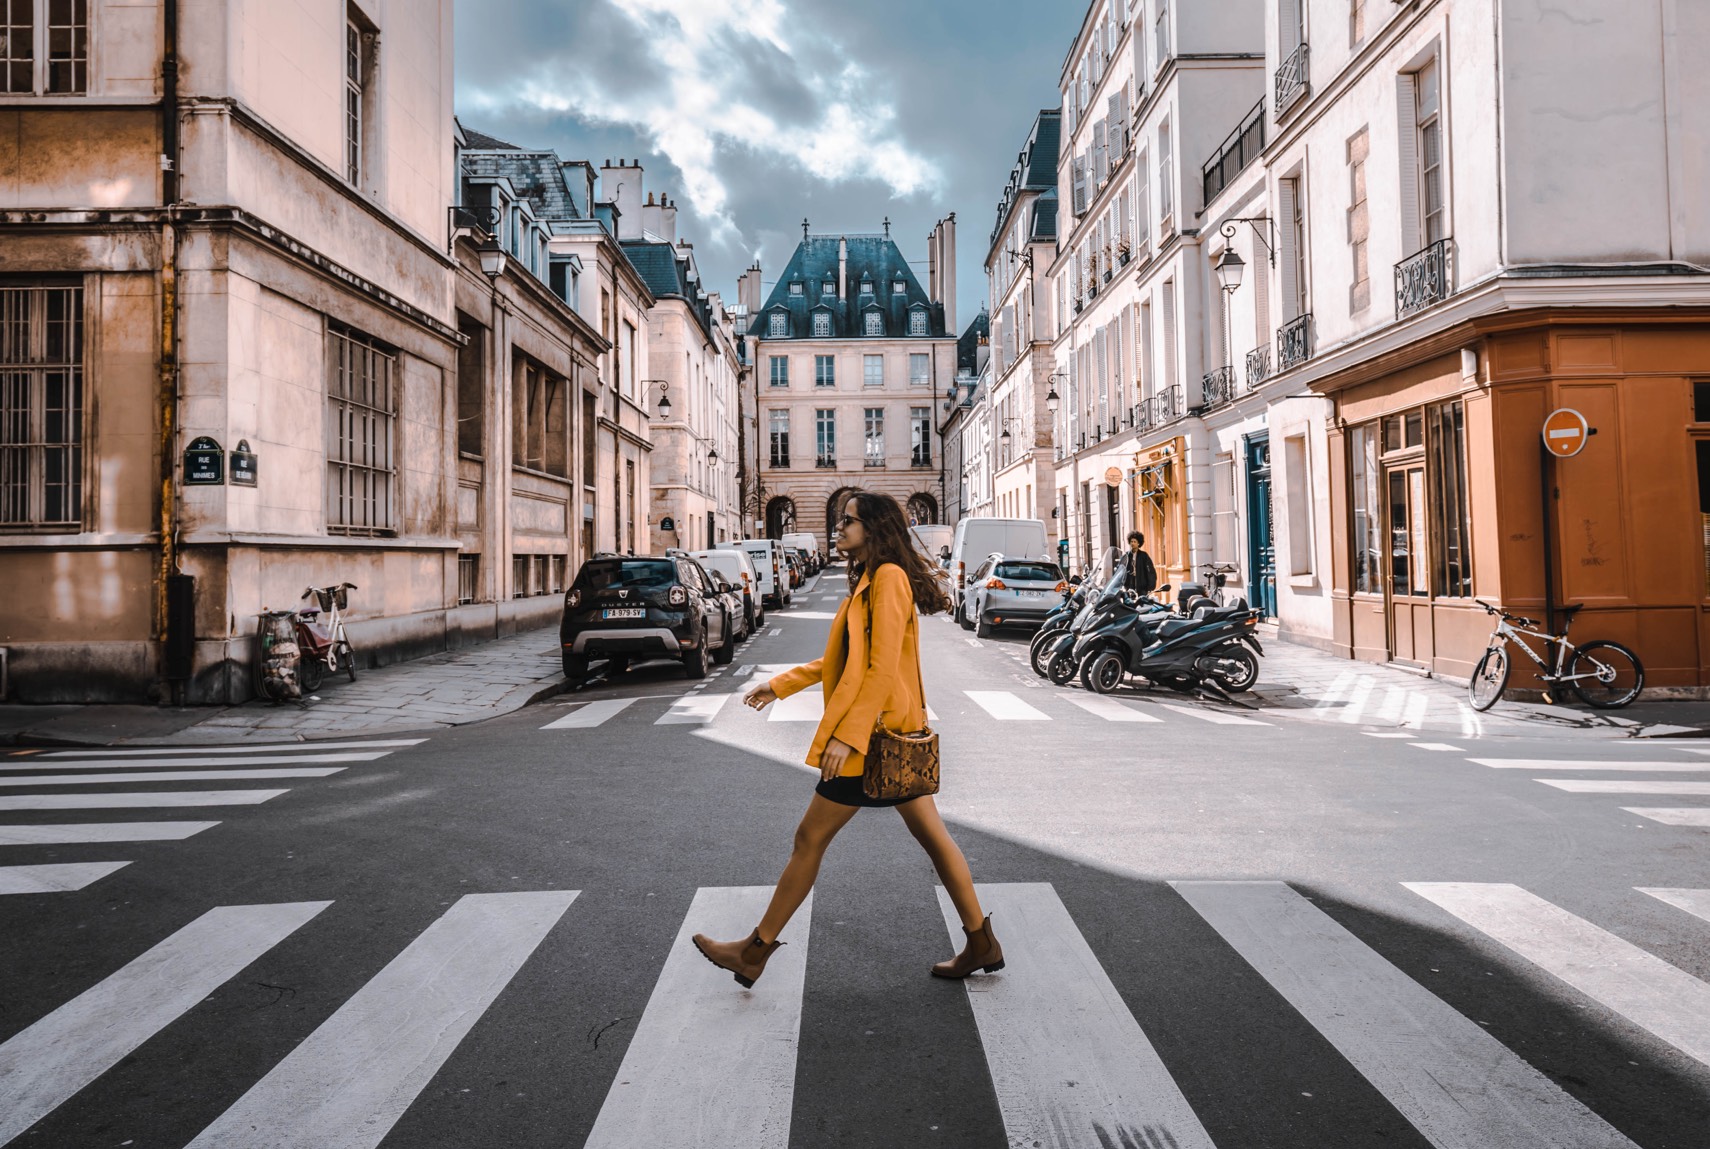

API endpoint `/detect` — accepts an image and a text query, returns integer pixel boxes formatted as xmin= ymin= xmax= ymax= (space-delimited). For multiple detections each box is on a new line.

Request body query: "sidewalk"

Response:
xmin=0 ymin=625 xmax=566 ymax=747
xmin=1249 ymin=628 xmax=1710 ymax=740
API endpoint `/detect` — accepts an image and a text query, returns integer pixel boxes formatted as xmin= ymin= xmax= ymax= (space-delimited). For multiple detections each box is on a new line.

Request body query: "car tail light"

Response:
xmin=566 ymin=588 xmax=581 ymax=607
xmin=985 ymin=578 xmax=1007 ymax=590
xmin=1054 ymin=581 xmax=1069 ymax=593
xmin=957 ymin=561 xmax=966 ymax=585
xmin=669 ymin=585 xmax=687 ymax=606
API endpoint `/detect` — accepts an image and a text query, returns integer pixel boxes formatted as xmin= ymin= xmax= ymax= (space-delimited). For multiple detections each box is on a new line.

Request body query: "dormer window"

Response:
xmin=864 ymin=311 xmax=884 ymax=336
xmin=789 ymin=281 xmax=804 ymax=296
xmin=860 ymin=277 xmax=873 ymax=295
xmin=823 ymin=279 xmax=835 ymax=295
xmin=893 ymin=279 xmax=906 ymax=294
xmin=768 ymin=311 xmax=788 ymax=337
xmin=812 ymin=312 xmax=832 ymax=337
xmin=909 ymin=310 xmax=929 ymax=336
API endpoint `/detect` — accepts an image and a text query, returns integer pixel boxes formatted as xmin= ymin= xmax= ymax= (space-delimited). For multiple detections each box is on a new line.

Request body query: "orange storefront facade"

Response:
xmin=1322 ymin=312 xmax=1710 ymax=693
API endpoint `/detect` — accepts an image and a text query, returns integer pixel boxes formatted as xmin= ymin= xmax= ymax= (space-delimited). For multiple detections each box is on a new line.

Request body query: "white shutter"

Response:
xmin=1396 ymin=73 xmax=1421 ymax=257
xmin=1277 ymin=178 xmax=1299 ymax=321
xmin=1161 ymin=281 xmax=1177 ymax=390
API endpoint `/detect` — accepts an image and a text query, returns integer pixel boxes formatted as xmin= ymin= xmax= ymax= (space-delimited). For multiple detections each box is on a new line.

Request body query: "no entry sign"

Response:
xmin=1541 ymin=408 xmax=1590 ymax=458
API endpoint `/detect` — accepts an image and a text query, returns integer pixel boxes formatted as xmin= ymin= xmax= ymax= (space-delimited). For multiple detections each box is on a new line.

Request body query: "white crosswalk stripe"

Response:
xmin=1156 ymin=703 xmax=1272 ymax=726
xmin=38 ymin=740 xmax=426 ymax=757
xmin=657 ymin=693 xmax=733 ymax=724
xmin=0 ymin=789 xmax=290 ymax=810
xmin=1537 ymin=779 xmax=1710 ymax=795
xmin=1059 ymin=694 xmax=1163 ymax=722
xmin=4 ymin=879 xmax=1705 ymax=1145
xmin=966 ymin=690 xmax=1049 ymax=721
xmin=584 ymin=887 xmax=810 ymax=1148
xmin=0 ymin=751 xmax=386 ymax=771
xmin=1471 ymin=758 xmax=1710 ymax=772
xmin=0 ymin=822 xmax=219 ymax=845
xmin=1180 ymin=880 xmax=1637 ymax=1148
xmin=1406 ymin=881 xmax=1710 ymax=1069
xmin=0 ymin=768 xmax=345 ymax=787
xmin=540 ymin=698 xmax=635 ymax=729
xmin=185 ymin=892 xmax=576 ymax=1149
xmin=1623 ymin=807 xmax=1710 ymax=826
xmin=940 ymin=883 xmax=1215 ymax=1149
xmin=0 ymin=861 xmax=131 ymax=895
xmin=0 ymin=901 xmax=331 ymax=1145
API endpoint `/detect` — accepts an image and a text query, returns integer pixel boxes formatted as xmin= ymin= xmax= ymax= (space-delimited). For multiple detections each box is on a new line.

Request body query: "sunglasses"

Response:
xmin=836 ymin=514 xmax=864 ymax=529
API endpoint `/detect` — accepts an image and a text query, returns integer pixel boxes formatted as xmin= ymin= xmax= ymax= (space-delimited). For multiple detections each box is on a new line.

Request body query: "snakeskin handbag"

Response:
xmin=862 ymin=588 xmax=940 ymax=800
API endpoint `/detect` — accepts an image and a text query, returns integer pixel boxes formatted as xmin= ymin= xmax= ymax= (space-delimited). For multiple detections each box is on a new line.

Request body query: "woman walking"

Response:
xmin=691 ymin=490 xmax=1003 ymax=988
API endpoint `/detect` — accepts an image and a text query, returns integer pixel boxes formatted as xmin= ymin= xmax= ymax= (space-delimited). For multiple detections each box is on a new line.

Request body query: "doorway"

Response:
xmin=1245 ymin=436 xmax=1278 ymax=617
xmin=1383 ymin=462 xmax=1430 ymax=664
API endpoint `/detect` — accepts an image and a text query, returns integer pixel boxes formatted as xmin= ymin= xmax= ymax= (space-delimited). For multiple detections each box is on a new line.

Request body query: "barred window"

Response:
xmin=458 ymin=553 xmax=480 ymax=604
xmin=767 ymin=311 xmax=788 ymax=338
xmin=1 ymin=0 xmax=88 ymax=95
xmin=326 ymin=323 xmax=396 ymax=536
xmin=812 ymin=311 xmax=832 ymax=337
xmin=908 ymin=310 xmax=928 ymax=337
xmin=864 ymin=310 xmax=883 ymax=336
xmin=0 ymin=283 xmax=83 ymax=529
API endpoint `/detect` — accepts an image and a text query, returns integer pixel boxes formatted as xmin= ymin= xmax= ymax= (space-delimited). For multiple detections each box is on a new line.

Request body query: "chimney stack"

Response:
xmin=927 ymin=214 xmax=957 ymax=334
xmin=598 ymin=158 xmax=645 ymax=240
xmin=838 ymin=236 xmax=848 ymax=301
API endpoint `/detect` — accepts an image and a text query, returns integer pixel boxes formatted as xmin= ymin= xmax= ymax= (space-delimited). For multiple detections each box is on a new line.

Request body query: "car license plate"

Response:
xmin=602 ymin=607 xmax=645 ymax=619
xmin=1018 ymin=590 xmax=1045 ymax=598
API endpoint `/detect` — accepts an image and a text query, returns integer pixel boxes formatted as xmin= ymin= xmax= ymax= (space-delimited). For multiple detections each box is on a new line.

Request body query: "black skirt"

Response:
xmin=814 ymin=774 xmax=916 ymax=808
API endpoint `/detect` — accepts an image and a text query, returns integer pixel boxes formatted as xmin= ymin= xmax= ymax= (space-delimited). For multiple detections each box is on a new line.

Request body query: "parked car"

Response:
xmin=560 ymin=555 xmax=733 ymax=685
xmin=690 ymin=548 xmax=763 ymax=632
xmin=720 ymin=539 xmax=791 ymax=608
xmin=781 ymin=532 xmax=821 ymax=573
xmin=948 ymin=517 xmax=1050 ymax=612
xmin=784 ymin=550 xmax=803 ymax=589
xmin=960 ymin=553 xmax=1067 ymax=638
xmin=788 ymin=546 xmax=814 ymax=579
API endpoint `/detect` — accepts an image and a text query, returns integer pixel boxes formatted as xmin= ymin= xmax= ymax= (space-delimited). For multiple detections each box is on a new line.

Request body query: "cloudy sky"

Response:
xmin=454 ymin=0 xmax=1084 ymax=330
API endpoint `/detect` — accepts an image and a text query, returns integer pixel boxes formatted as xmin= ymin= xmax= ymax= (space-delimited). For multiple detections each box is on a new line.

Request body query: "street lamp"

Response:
xmin=648 ymin=379 xmax=672 ymax=419
xmin=476 ymin=238 xmax=508 ymax=280
xmin=1214 ymin=248 xmax=1245 ymax=370
xmin=1045 ymin=373 xmax=1062 ymax=416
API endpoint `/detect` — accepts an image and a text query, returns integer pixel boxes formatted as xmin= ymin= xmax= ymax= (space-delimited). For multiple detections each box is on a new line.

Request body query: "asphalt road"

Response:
xmin=2 ymin=565 xmax=1708 ymax=1148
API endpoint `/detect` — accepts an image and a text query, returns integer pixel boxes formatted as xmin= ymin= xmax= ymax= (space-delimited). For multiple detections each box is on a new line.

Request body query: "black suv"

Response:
xmin=560 ymin=555 xmax=733 ymax=685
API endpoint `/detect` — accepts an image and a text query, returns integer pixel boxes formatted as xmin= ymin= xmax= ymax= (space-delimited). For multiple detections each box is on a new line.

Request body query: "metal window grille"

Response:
xmin=909 ymin=311 xmax=928 ymax=336
xmin=533 ymin=554 xmax=550 ymax=596
xmin=512 ymin=555 xmax=530 ymax=598
xmin=1275 ymin=42 xmax=1310 ymax=114
xmin=864 ymin=311 xmax=883 ymax=336
xmin=326 ymin=323 xmax=396 ymax=536
xmin=0 ymin=284 xmax=83 ymax=530
xmin=812 ymin=312 xmax=831 ymax=337
xmin=457 ymin=554 xmax=480 ymax=604
xmin=864 ymin=408 xmax=885 ymax=467
xmin=768 ymin=312 xmax=787 ymax=337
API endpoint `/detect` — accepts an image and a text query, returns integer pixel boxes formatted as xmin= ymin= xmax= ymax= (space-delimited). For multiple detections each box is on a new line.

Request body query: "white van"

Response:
xmin=780 ymin=531 xmax=822 ymax=568
xmin=909 ymin=524 xmax=954 ymax=564
xmin=948 ymin=517 xmax=1050 ymax=609
xmin=691 ymin=548 xmax=762 ymax=630
xmin=719 ymin=539 xmax=791 ymax=608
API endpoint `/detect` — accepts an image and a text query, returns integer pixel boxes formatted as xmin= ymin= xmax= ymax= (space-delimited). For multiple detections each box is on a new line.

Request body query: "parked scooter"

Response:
xmin=1036 ymin=567 xmax=1173 ymax=685
xmin=1073 ymin=592 xmax=1264 ymax=696
xmin=1029 ymin=548 xmax=1118 ymax=677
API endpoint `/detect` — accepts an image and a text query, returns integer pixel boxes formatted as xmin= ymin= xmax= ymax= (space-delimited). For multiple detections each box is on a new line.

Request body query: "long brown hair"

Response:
xmin=843 ymin=490 xmax=952 ymax=615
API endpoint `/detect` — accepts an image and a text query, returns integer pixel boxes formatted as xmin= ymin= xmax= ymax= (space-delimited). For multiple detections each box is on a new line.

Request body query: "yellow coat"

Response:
xmin=768 ymin=563 xmax=926 ymax=777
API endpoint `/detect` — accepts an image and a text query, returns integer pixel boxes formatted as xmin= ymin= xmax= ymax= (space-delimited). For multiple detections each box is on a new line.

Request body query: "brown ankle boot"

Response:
xmin=691 ymin=930 xmax=785 ymax=988
xmin=932 ymin=914 xmax=1004 ymax=979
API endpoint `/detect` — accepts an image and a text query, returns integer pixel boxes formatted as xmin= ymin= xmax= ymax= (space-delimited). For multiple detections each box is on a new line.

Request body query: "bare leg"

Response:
xmin=755 ymin=793 xmax=860 ymax=943
xmin=896 ymin=796 xmax=985 ymax=931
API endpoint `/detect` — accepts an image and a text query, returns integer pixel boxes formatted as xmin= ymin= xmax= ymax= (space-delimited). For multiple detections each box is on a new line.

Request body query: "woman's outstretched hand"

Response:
xmin=818 ymin=737 xmax=855 ymax=781
xmin=744 ymin=682 xmax=778 ymax=710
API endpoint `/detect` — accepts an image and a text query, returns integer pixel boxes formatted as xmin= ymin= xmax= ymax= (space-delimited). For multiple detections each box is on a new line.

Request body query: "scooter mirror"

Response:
xmin=1157 ymin=583 xmax=1171 ymax=595
xmin=1069 ymin=575 xmax=1083 ymax=586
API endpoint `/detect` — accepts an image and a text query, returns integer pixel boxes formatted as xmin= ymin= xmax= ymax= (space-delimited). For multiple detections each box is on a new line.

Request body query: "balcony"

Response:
xmin=815 ymin=455 xmax=837 ymax=468
xmin=1199 ymin=366 xmax=1237 ymax=412
xmin=864 ymin=455 xmax=885 ymax=468
xmin=1201 ymin=99 xmax=1266 ymax=207
xmin=911 ymin=454 xmax=933 ymax=468
xmin=769 ymin=457 xmax=791 ymax=469
xmin=1394 ymin=238 xmax=1454 ymax=319
xmin=1275 ymin=42 xmax=1310 ymax=115
xmin=1277 ymin=313 xmax=1313 ymax=371
xmin=1136 ymin=385 xmax=1185 ymax=433
xmin=1245 ymin=346 xmax=1272 ymax=390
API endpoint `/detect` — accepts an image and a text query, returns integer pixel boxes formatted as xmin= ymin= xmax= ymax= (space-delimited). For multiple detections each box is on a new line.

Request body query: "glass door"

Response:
xmin=1385 ymin=463 xmax=1429 ymax=663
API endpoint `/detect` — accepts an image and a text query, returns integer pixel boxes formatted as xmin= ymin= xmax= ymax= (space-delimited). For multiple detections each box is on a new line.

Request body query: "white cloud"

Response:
xmin=458 ymin=0 xmax=944 ymax=247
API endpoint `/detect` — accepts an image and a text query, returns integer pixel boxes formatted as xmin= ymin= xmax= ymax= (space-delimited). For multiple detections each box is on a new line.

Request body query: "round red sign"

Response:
xmin=1541 ymin=408 xmax=1589 ymax=458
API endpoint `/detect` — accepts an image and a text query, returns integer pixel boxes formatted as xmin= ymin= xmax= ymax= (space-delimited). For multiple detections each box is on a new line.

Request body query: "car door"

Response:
xmin=690 ymin=562 xmax=726 ymax=646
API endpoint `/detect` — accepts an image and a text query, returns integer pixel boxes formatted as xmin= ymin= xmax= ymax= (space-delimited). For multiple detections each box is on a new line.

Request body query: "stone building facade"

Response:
xmin=747 ymin=223 xmax=959 ymax=551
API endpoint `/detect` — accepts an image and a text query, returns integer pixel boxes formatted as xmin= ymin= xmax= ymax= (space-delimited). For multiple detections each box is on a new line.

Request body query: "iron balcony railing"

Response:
xmin=1395 ymin=238 xmax=1454 ymax=319
xmin=1202 ymin=99 xmax=1266 ymax=207
xmin=1275 ymin=42 xmax=1310 ymax=115
xmin=1200 ymin=366 xmax=1237 ymax=411
xmin=815 ymin=454 xmax=836 ymax=468
xmin=1135 ymin=385 xmax=1185 ymax=434
xmin=1246 ymin=346 xmax=1272 ymax=390
xmin=1277 ymin=313 xmax=1313 ymax=371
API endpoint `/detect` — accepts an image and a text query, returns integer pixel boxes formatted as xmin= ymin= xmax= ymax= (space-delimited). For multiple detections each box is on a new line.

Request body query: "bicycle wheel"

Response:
xmin=338 ymin=638 xmax=357 ymax=682
xmin=1468 ymin=647 xmax=1508 ymax=712
xmin=1568 ymin=641 xmax=1644 ymax=709
xmin=298 ymin=653 xmax=324 ymax=693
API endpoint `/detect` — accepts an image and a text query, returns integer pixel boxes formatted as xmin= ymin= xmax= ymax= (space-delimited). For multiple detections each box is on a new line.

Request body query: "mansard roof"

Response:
xmin=1032 ymin=190 xmax=1059 ymax=242
xmin=990 ymin=110 xmax=1062 ymax=252
xmin=461 ymin=136 xmax=582 ymax=222
xmin=620 ymin=240 xmax=714 ymax=340
xmin=750 ymin=233 xmax=945 ymax=339
xmin=957 ymin=310 xmax=989 ymax=374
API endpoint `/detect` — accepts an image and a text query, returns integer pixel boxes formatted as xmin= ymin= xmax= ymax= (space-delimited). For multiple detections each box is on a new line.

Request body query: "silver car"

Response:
xmin=959 ymin=553 xmax=1066 ymax=638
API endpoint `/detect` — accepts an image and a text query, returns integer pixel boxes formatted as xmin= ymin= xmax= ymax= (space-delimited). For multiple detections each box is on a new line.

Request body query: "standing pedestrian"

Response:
xmin=1122 ymin=531 xmax=1158 ymax=596
xmin=691 ymin=490 xmax=1003 ymax=987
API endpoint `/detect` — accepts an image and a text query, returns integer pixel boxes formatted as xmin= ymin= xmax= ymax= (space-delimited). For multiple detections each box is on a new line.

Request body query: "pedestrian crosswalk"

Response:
xmin=1453 ymin=746 xmax=1710 ymax=826
xmin=540 ymin=669 xmax=1271 ymax=731
xmin=3 ymin=878 xmax=1701 ymax=1147
xmin=0 ymin=739 xmax=423 ymax=896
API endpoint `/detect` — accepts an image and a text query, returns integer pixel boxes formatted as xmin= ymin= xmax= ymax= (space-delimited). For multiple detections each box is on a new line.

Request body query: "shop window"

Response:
xmin=1698 ymin=440 xmax=1710 ymax=597
xmin=1350 ymin=424 xmax=1381 ymax=593
xmin=1695 ymin=381 xmax=1710 ymax=423
xmin=1284 ymin=434 xmax=1313 ymax=576
xmin=1429 ymin=400 xmax=1472 ymax=597
xmin=1212 ymin=453 xmax=1237 ymax=565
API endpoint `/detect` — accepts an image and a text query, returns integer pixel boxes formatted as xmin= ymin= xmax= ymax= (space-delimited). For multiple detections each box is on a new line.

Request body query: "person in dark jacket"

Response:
xmin=1121 ymin=531 xmax=1157 ymax=596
